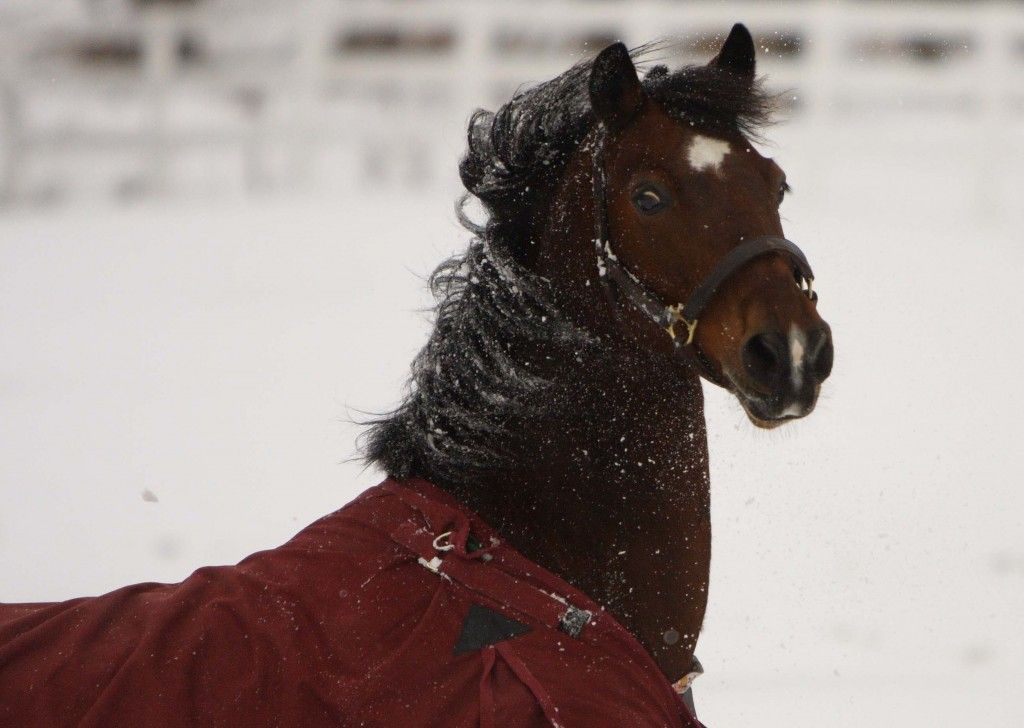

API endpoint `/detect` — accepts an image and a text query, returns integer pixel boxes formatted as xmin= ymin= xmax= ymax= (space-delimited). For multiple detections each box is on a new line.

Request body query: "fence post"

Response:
xmin=140 ymin=7 xmax=177 ymax=196
xmin=456 ymin=3 xmax=490 ymax=124
xmin=975 ymin=2 xmax=1009 ymax=220
xmin=798 ymin=0 xmax=845 ymax=206
xmin=289 ymin=0 xmax=328 ymax=190
xmin=0 ymin=35 xmax=24 ymax=205
xmin=0 ymin=87 xmax=21 ymax=207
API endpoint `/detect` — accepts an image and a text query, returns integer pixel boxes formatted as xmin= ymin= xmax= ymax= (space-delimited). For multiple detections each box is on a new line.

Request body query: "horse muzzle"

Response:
xmin=731 ymin=325 xmax=833 ymax=427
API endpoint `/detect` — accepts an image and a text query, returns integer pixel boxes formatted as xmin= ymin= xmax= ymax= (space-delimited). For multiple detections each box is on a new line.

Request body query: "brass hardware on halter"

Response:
xmin=797 ymin=276 xmax=816 ymax=302
xmin=664 ymin=304 xmax=698 ymax=346
xmin=790 ymin=278 xmax=815 ymax=303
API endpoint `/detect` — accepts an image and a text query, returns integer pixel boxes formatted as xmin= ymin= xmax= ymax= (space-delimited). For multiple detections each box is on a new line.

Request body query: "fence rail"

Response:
xmin=0 ymin=0 xmax=1021 ymax=204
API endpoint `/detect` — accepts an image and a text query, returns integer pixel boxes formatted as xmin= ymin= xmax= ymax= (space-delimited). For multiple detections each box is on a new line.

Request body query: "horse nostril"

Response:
xmin=807 ymin=328 xmax=834 ymax=381
xmin=741 ymin=331 xmax=788 ymax=389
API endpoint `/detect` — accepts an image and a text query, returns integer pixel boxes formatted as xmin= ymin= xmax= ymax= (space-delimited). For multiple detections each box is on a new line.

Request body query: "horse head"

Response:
xmin=539 ymin=25 xmax=833 ymax=427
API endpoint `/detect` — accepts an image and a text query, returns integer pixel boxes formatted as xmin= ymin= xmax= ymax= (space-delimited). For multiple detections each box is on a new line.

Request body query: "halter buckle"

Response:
xmin=665 ymin=304 xmax=698 ymax=346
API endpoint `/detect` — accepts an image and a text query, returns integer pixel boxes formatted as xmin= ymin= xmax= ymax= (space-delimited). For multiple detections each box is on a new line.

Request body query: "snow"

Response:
xmin=1 ymin=113 xmax=1023 ymax=726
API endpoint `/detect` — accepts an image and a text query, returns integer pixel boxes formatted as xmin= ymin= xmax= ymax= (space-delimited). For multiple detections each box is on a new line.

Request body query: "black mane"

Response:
xmin=362 ymin=50 xmax=775 ymax=486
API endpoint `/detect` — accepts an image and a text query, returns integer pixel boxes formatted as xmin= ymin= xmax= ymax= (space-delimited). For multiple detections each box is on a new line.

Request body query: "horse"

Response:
xmin=365 ymin=23 xmax=832 ymax=686
xmin=0 ymin=24 xmax=831 ymax=728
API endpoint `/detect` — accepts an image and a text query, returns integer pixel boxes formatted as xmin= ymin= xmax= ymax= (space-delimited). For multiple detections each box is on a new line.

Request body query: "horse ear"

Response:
xmin=710 ymin=23 xmax=756 ymax=82
xmin=589 ymin=42 xmax=643 ymax=131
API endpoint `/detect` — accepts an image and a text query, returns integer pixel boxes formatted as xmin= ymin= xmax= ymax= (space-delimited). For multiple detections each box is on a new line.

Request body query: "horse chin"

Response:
xmin=725 ymin=371 xmax=813 ymax=429
xmin=738 ymin=401 xmax=790 ymax=430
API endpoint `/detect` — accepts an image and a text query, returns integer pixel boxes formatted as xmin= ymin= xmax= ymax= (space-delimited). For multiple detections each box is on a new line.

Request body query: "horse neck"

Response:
xmin=449 ymin=157 xmax=713 ymax=681
xmin=458 ymin=330 xmax=713 ymax=682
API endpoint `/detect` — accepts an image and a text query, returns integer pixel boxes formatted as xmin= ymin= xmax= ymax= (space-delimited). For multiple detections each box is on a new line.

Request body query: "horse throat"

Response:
xmin=443 ymin=327 xmax=713 ymax=684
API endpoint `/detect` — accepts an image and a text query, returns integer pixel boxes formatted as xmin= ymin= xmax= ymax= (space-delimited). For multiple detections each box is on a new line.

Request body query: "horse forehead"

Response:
xmin=685 ymin=134 xmax=733 ymax=174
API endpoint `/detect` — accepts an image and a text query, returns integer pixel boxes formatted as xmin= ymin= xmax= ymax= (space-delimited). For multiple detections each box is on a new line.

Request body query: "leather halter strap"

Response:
xmin=590 ymin=126 xmax=817 ymax=385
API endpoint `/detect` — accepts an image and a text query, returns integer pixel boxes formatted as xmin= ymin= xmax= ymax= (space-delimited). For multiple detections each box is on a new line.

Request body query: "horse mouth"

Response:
xmin=737 ymin=397 xmax=799 ymax=429
xmin=726 ymin=372 xmax=817 ymax=429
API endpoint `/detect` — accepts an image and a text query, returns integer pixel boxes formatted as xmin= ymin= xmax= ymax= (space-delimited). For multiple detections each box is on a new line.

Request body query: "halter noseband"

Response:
xmin=590 ymin=126 xmax=818 ymax=385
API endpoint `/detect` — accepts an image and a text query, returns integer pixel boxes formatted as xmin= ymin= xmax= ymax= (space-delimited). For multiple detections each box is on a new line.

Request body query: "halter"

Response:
xmin=590 ymin=126 xmax=818 ymax=385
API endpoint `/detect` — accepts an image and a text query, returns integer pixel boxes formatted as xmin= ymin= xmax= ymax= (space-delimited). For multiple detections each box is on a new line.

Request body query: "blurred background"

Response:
xmin=1 ymin=1 xmax=1022 ymax=726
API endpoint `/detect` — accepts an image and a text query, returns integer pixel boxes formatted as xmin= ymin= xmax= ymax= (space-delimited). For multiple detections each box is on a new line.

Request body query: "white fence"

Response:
xmin=0 ymin=0 xmax=1021 ymax=204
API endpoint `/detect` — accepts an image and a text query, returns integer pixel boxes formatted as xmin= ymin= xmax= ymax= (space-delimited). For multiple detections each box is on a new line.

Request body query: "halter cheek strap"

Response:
xmin=590 ymin=126 xmax=818 ymax=386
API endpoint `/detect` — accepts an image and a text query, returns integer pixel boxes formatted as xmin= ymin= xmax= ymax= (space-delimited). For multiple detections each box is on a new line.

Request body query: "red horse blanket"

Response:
xmin=0 ymin=479 xmax=702 ymax=727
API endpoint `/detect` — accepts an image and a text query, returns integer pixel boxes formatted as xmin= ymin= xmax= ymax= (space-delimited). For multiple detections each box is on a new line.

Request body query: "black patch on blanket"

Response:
xmin=453 ymin=604 xmax=531 ymax=655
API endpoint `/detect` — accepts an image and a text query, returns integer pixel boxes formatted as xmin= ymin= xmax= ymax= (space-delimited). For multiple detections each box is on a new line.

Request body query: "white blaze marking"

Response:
xmin=686 ymin=135 xmax=731 ymax=174
xmin=781 ymin=401 xmax=804 ymax=418
xmin=789 ymin=324 xmax=807 ymax=390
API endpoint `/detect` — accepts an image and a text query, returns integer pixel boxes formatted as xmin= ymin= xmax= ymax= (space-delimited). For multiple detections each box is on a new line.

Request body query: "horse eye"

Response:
xmin=632 ymin=185 xmax=668 ymax=215
xmin=778 ymin=181 xmax=790 ymax=205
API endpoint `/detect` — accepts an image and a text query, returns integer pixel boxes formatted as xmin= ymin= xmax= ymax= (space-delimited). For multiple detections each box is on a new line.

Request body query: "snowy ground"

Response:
xmin=2 ymin=115 xmax=1023 ymax=727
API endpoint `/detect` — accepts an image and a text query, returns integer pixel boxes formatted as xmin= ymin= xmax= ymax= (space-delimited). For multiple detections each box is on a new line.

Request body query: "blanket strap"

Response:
xmin=479 ymin=647 xmax=497 ymax=728
xmin=479 ymin=643 xmax=564 ymax=728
